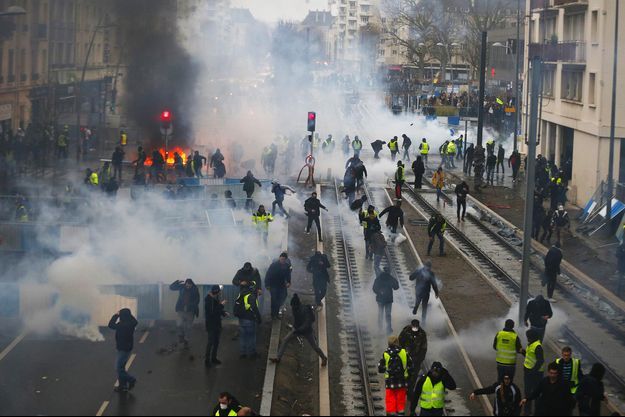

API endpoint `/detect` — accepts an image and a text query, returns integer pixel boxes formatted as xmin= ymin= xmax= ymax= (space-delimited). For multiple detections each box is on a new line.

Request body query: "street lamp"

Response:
xmin=0 ymin=5 xmax=26 ymax=16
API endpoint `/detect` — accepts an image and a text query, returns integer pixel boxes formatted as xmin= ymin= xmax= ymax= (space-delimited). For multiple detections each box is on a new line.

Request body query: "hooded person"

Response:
xmin=307 ymin=251 xmax=331 ymax=308
xmin=410 ymin=361 xmax=457 ymax=416
xmin=108 ymin=309 xmax=138 ymax=392
xmin=233 ymin=262 xmax=262 ymax=294
xmin=240 ymin=171 xmax=262 ymax=210
xmin=169 ymin=279 xmax=200 ymax=349
xmin=524 ymin=295 xmax=553 ymax=342
xmin=204 ymin=285 xmax=228 ymax=368
xmin=271 ymin=294 xmax=328 ymax=365
xmin=470 ymin=371 xmax=522 ymax=416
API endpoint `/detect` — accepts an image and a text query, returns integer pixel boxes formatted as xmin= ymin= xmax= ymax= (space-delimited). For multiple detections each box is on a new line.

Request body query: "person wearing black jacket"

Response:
xmin=410 ymin=362 xmax=457 ymax=416
xmin=204 ymin=285 xmax=228 ymax=368
xmin=233 ymin=262 xmax=261 ymax=293
xmin=307 ymin=251 xmax=331 ymax=308
xmin=576 ymin=363 xmax=606 ymax=416
xmin=265 ymin=253 xmax=293 ymax=320
xmin=240 ymin=171 xmax=262 ymax=210
xmin=464 ymin=143 xmax=475 ymax=175
xmin=213 ymin=392 xmax=242 ymax=417
xmin=455 ymin=181 xmax=470 ymax=222
xmin=470 ymin=373 xmax=522 ymax=416
xmin=497 ymin=145 xmax=506 ymax=175
xmin=521 ymin=362 xmax=576 ymax=416
xmin=409 ymin=261 xmax=440 ymax=325
xmin=108 ymin=309 xmax=138 ymax=392
xmin=371 ymin=139 xmax=387 ymax=159
xmin=169 ymin=279 xmax=200 ymax=349
xmin=373 ymin=267 xmax=400 ymax=334
xmin=272 ymin=294 xmax=328 ymax=365
xmin=402 ymin=134 xmax=413 ymax=161
xmin=304 ymin=191 xmax=328 ymax=242
xmin=412 ymin=156 xmax=426 ymax=189
xmin=111 ymin=147 xmax=125 ymax=182
xmin=379 ymin=200 xmax=405 ymax=234
xmin=524 ymin=295 xmax=553 ymax=342
xmin=544 ymin=243 xmax=563 ymax=301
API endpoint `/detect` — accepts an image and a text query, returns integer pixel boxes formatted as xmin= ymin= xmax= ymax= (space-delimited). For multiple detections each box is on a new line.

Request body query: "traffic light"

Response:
xmin=160 ymin=110 xmax=172 ymax=129
xmin=307 ymin=112 xmax=316 ymax=133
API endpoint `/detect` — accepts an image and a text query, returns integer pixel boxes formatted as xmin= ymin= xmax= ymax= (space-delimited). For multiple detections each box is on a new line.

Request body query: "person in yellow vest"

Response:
xmin=120 ymin=129 xmax=128 ymax=147
xmin=388 ymin=136 xmax=400 ymax=161
xmin=252 ymin=205 xmax=273 ymax=246
xmin=378 ymin=336 xmax=412 ymax=416
xmin=410 ymin=361 xmax=457 ymax=416
xmin=556 ymin=346 xmax=583 ymax=395
xmin=14 ymin=199 xmax=29 ymax=222
xmin=523 ymin=328 xmax=545 ymax=415
xmin=432 ymin=167 xmax=445 ymax=203
xmin=212 ymin=392 xmax=241 ymax=416
xmin=395 ymin=161 xmax=405 ymax=199
xmin=234 ymin=281 xmax=262 ymax=359
xmin=446 ymin=140 xmax=457 ymax=169
xmin=493 ymin=319 xmax=525 ymax=382
xmin=419 ymin=138 xmax=430 ymax=167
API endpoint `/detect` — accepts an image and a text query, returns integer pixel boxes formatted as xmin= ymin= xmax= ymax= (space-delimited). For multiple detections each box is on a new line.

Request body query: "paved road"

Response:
xmin=0 ymin=321 xmax=269 ymax=416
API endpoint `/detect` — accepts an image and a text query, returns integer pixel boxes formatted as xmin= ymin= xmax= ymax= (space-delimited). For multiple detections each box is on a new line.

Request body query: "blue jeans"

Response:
xmin=116 ymin=350 xmax=135 ymax=389
xmin=239 ymin=319 xmax=257 ymax=356
xmin=378 ymin=302 xmax=393 ymax=334
xmin=270 ymin=287 xmax=288 ymax=318
xmin=436 ymin=188 xmax=443 ymax=202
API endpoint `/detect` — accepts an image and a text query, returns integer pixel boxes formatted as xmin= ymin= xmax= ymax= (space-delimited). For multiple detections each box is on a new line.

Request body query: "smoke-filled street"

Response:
xmin=1 ymin=0 xmax=625 ymax=416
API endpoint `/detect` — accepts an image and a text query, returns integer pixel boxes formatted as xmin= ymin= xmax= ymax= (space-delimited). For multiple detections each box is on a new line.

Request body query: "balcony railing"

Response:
xmin=528 ymin=41 xmax=586 ymax=62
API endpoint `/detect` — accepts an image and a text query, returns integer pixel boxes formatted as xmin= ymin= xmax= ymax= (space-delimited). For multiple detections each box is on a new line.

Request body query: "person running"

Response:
xmin=307 ymin=251 xmax=331 ymax=309
xmin=271 ymin=294 xmax=328 ymax=366
xmin=108 ymin=309 xmax=138 ymax=393
xmin=432 ymin=167 xmax=445 ymax=203
xmin=304 ymin=191 xmax=328 ymax=242
xmin=271 ymin=181 xmax=295 ymax=219
xmin=409 ymin=261 xmax=439 ymax=325
xmin=427 ymin=214 xmax=447 ymax=257
xmin=265 ymin=253 xmax=292 ymax=320
xmin=240 ymin=171 xmax=262 ymax=210
xmin=379 ymin=199 xmax=405 ymax=234
xmin=252 ymin=205 xmax=274 ymax=246
xmin=373 ymin=266 xmax=400 ymax=335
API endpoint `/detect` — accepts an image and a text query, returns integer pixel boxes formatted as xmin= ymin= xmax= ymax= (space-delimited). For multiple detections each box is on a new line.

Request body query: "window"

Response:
xmin=588 ymin=73 xmax=596 ymax=105
xmin=361 ymin=16 xmax=369 ymax=24
xmin=564 ymin=13 xmax=585 ymax=42
xmin=544 ymin=16 xmax=557 ymax=43
xmin=379 ymin=49 xmax=385 ymax=57
xmin=591 ymin=10 xmax=598 ymax=43
xmin=543 ymin=66 xmax=555 ymax=97
xmin=561 ymin=68 xmax=584 ymax=102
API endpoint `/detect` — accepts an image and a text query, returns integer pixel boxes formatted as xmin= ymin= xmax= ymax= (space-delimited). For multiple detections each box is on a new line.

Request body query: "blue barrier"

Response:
xmin=448 ymin=116 xmax=461 ymax=126
xmin=102 ymin=285 xmax=161 ymax=320
xmin=0 ymin=284 xmax=19 ymax=318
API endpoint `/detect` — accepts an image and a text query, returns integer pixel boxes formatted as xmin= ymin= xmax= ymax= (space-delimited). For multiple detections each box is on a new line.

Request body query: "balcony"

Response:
xmin=554 ymin=0 xmax=588 ymax=6
xmin=530 ymin=0 xmax=551 ymax=10
xmin=528 ymin=41 xmax=586 ymax=63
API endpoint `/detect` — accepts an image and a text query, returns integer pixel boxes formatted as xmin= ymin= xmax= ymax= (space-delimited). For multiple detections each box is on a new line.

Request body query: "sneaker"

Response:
xmin=548 ymin=298 xmax=557 ymax=303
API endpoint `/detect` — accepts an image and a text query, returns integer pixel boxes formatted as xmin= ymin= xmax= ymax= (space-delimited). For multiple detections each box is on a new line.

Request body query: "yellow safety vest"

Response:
xmin=215 ymin=409 xmax=238 ymax=416
xmin=420 ymin=377 xmax=446 ymax=410
xmin=242 ymin=293 xmax=258 ymax=311
xmin=120 ymin=133 xmax=127 ymax=146
xmin=552 ymin=177 xmax=563 ymax=186
xmin=421 ymin=143 xmax=430 ymax=155
xmin=389 ymin=141 xmax=398 ymax=151
xmin=252 ymin=212 xmax=273 ymax=231
xmin=58 ymin=135 xmax=67 ymax=147
xmin=447 ymin=142 xmax=456 ymax=155
xmin=524 ymin=340 xmax=544 ymax=372
xmin=361 ymin=212 xmax=379 ymax=228
xmin=396 ymin=166 xmax=405 ymax=182
xmin=383 ymin=349 xmax=409 ymax=379
xmin=495 ymin=330 xmax=518 ymax=365
xmin=353 ymin=140 xmax=363 ymax=151
xmin=90 ymin=173 xmax=99 ymax=186
xmin=556 ymin=358 xmax=581 ymax=394
xmin=16 ymin=205 xmax=29 ymax=222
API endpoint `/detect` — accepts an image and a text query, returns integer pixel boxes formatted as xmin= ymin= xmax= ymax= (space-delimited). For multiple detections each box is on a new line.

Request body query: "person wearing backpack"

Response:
xmin=373 ymin=267 xmax=400 ymax=335
xmin=379 ymin=336 xmax=412 ymax=416
xmin=370 ymin=230 xmax=388 ymax=271
xmin=234 ymin=282 xmax=262 ymax=359
xmin=271 ymin=294 xmax=328 ymax=366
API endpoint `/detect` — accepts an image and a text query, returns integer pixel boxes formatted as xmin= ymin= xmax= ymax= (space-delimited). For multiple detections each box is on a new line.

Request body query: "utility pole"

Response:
xmin=519 ymin=57 xmax=542 ymax=325
xmin=513 ymin=0 xmax=521 ymax=152
xmin=477 ymin=31 xmax=488 ymax=148
xmin=606 ymin=0 xmax=620 ymax=223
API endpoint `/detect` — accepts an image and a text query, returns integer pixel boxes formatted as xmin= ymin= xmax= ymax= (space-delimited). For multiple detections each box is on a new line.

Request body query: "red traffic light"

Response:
xmin=161 ymin=110 xmax=172 ymax=122
xmin=308 ymin=112 xmax=316 ymax=121
xmin=307 ymin=112 xmax=316 ymax=132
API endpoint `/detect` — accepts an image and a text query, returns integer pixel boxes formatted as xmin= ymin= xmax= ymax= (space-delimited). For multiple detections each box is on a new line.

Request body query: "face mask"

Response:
xmin=412 ymin=327 xmax=419 ymax=332
xmin=220 ymin=404 xmax=228 ymax=410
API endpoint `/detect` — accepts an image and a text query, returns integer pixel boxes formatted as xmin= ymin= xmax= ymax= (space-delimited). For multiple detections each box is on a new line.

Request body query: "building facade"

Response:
xmin=524 ymin=0 xmax=625 ymax=206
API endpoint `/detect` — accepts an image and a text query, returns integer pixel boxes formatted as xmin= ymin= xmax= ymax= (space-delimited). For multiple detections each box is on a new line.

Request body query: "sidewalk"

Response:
xmin=433 ymin=155 xmax=624 ymax=300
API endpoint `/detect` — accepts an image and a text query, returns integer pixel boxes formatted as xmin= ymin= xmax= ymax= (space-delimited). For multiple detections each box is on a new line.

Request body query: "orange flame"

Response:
xmin=144 ymin=147 xmax=188 ymax=167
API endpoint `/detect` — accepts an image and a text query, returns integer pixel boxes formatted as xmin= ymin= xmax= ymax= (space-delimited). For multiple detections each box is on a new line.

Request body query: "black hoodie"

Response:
xmin=108 ymin=309 xmax=138 ymax=352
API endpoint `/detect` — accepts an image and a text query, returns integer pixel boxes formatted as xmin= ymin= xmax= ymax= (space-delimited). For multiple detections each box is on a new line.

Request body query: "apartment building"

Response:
xmin=524 ymin=0 xmax=625 ymax=206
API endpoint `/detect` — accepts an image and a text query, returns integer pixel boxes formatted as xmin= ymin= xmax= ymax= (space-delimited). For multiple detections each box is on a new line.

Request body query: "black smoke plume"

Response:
xmin=114 ymin=0 xmax=199 ymax=147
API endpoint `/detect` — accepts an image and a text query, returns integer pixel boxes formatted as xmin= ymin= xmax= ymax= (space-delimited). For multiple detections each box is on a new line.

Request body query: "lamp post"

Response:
xmin=606 ymin=0 xmax=620 ymax=223
xmin=493 ymin=39 xmax=521 ymax=149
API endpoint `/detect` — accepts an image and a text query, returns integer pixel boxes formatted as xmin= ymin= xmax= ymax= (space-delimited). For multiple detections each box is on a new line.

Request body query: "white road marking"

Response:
xmin=95 ymin=401 xmax=109 ymax=416
xmin=0 ymin=332 xmax=27 ymax=362
xmin=113 ymin=353 xmax=137 ymax=388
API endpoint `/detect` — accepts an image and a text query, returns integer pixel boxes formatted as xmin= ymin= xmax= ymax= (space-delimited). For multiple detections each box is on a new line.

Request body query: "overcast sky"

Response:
xmin=231 ymin=0 xmax=329 ymax=23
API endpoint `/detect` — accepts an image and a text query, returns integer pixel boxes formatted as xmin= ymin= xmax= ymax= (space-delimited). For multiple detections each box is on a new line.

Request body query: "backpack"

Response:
xmin=233 ymin=294 xmax=246 ymax=319
xmin=387 ymin=350 xmax=405 ymax=378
